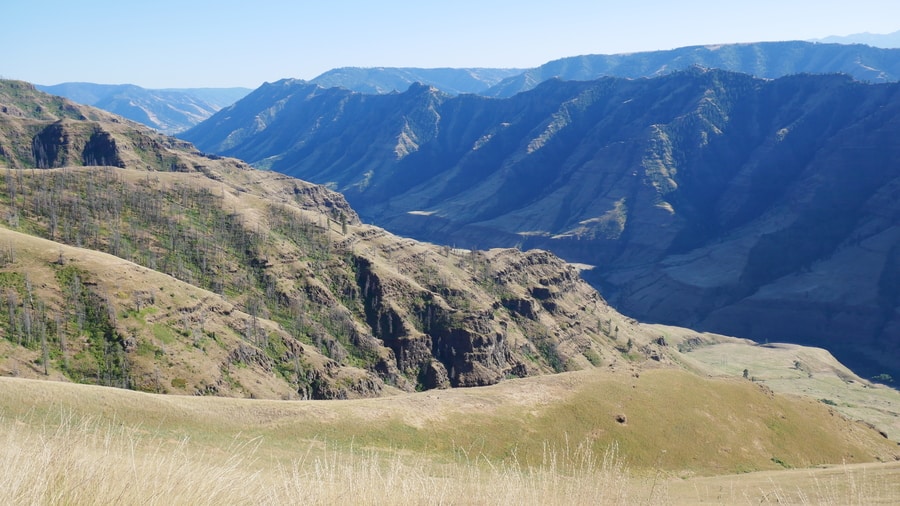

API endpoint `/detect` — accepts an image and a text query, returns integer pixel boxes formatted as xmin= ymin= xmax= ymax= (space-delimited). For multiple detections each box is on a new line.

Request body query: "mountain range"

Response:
xmin=2 ymin=79 xmax=688 ymax=398
xmin=11 ymin=40 xmax=900 ymax=387
xmin=182 ymin=64 xmax=900 ymax=382
xmin=483 ymin=41 xmax=900 ymax=97
xmin=32 ymin=68 xmax=520 ymax=136
xmin=38 ymin=41 xmax=900 ymax=138
xmin=34 ymin=83 xmax=251 ymax=134
xmin=5 ymin=74 xmax=900 ymax=434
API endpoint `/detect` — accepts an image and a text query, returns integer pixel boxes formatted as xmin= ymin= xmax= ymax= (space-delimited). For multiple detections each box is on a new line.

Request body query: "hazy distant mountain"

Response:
xmin=35 ymin=82 xmax=251 ymax=134
xmin=485 ymin=41 xmax=900 ymax=97
xmin=310 ymin=67 xmax=524 ymax=94
xmin=183 ymin=69 xmax=900 ymax=381
xmin=812 ymin=30 xmax=900 ymax=48
xmin=43 ymin=40 xmax=900 ymax=132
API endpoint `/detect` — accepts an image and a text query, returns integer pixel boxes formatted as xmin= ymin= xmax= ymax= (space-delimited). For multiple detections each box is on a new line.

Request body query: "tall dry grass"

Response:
xmin=0 ymin=411 xmax=638 ymax=505
xmin=0 ymin=411 xmax=264 ymax=505
xmin=740 ymin=466 xmax=897 ymax=505
xmin=3 ymin=409 xmax=895 ymax=505
xmin=272 ymin=438 xmax=641 ymax=505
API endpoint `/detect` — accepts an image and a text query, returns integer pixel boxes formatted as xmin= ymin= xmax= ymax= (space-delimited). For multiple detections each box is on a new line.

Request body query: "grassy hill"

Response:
xmin=657 ymin=326 xmax=900 ymax=442
xmin=1 ymin=369 xmax=897 ymax=504
xmin=0 ymin=163 xmax=654 ymax=398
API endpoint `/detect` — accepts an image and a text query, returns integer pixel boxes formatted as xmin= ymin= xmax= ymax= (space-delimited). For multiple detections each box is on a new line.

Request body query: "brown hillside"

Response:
xmin=0 ymin=160 xmax=656 ymax=398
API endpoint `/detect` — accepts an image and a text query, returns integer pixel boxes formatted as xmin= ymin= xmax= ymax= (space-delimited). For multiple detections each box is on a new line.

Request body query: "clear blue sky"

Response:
xmin=3 ymin=0 xmax=899 ymax=89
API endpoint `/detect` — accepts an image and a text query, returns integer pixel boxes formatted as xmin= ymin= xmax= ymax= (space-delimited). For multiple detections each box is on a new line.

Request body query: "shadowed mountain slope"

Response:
xmin=182 ymin=69 xmax=900 ymax=381
xmin=39 ymin=41 xmax=900 ymax=134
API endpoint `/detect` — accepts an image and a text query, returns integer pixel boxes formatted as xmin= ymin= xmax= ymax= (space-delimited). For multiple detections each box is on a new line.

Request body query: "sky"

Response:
xmin=3 ymin=0 xmax=899 ymax=89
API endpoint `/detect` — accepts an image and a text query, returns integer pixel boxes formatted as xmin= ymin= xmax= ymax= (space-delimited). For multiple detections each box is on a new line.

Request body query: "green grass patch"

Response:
xmin=151 ymin=324 xmax=177 ymax=345
xmin=583 ymin=349 xmax=603 ymax=366
xmin=0 ymin=271 xmax=27 ymax=291
xmin=123 ymin=305 xmax=158 ymax=323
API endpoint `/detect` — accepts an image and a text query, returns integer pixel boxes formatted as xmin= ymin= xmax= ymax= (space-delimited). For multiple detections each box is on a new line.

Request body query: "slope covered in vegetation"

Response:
xmin=0 ymin=80 xmax=656 ymax=398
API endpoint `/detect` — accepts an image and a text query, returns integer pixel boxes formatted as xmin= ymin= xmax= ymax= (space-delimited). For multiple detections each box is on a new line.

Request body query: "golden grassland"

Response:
xmin=2 ymin=366 xmax=898 ymax=505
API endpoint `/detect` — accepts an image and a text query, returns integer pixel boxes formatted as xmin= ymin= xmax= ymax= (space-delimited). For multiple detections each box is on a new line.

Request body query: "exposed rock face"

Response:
xmin=350 ymin=240 xmax=624 ymax=388
xmin=32 ymin=121 xmax=124 ymax=168
xmin=182 ymin=69 xmax=900 ymax=379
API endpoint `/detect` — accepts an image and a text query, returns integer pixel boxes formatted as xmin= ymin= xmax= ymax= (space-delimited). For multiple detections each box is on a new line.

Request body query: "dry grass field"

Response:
xmin=667 ymin=461 xmax=900 ymax=505
xmin=2 ymin=366 xmax=898 ymax=505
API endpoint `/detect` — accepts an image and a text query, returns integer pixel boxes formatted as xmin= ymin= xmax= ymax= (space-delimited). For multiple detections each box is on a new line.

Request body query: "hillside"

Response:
xmin=0 ymin=79 xmax=674 ymax=399
xmin=35 ymin=82 xmax=251 ymax=134
xmin=181 ymin=69 xmax=900 ymax=382
xmin=1 ymin=80 xmax=198 ymax=170
xmin=485 ymin=41 xmax=900 ymax=97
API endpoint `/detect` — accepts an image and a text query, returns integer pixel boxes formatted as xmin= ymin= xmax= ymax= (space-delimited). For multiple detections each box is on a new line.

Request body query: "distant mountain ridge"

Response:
xmin=812 ymin=30 xmax=900 ymax=48
xmin=309 ymin=67 xmax=524 ymax=94
xmin=484 ymin=41 xmax=900 ymax=97
xmin=35 ymin=82 xmax=251 ymax=134
xmin=36 ymin=41 xmax=900 ymax=135
xmin=300 ymin=41 xmax=900 ymax=98
xmin=182 ymin=68 xmax=900 ymax=382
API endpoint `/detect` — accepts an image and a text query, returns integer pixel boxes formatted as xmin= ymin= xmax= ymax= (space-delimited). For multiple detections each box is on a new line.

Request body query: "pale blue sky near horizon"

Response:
xmin=3 ymin=0 xmax=899 ymax=89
